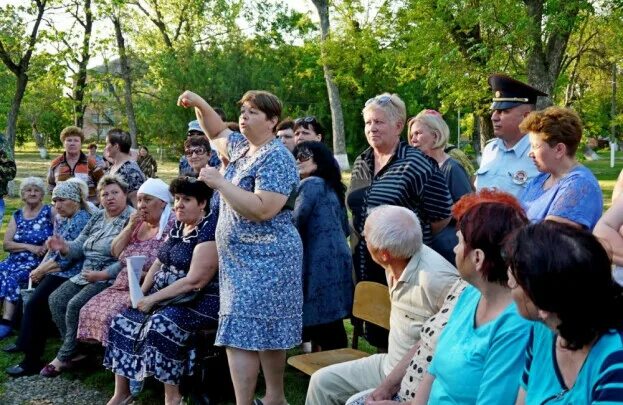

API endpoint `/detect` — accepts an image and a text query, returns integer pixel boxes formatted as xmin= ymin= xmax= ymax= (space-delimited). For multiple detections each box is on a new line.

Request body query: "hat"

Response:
xmin=187 ymin=120 xmax=204 ymax=134
xmin=52 ymin=181 xmax=82 ymax=203
xmin=137 ymin=178 xmax=173 ymax=240
xmin=488 ymin=74 xmax=548 ymax=110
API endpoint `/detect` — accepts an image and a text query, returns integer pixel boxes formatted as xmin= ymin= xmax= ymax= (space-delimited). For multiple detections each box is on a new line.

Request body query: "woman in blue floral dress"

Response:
xmin=104 ymin=177 xmax=220 ymax=405
xmin=179 ymin=89 xmax=302 ymax=405
xmin=0 ymin=177 xmax=53 ymax=338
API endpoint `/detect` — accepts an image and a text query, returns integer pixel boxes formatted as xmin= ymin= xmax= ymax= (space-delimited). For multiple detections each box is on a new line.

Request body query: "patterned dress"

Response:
xmin=108 ymin=160 xmax=146 ymax=194
xmin=103 ymin=213 xmax=220 ymax=385
xmin=0 ymin=205 xmax=53 ymax=302
xmin=77 ymin=213 xmax=175 ymax=344
xmin=215 ymin=132 xmax=303 ymax=351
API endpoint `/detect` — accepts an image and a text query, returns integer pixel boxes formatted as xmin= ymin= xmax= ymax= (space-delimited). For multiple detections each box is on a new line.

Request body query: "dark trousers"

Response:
xmin=303 ymin=319 xmax=348 ymax=351
xmin=16 ymin=274 xmax=66 ymax=367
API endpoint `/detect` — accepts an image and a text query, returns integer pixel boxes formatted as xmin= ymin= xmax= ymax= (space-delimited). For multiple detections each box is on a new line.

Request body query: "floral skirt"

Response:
xmin=103 ymin=282 xmax=219 ymax=385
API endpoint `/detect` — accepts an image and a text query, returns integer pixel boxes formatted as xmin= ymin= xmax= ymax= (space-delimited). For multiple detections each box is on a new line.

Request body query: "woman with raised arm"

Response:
xmin=178 ymin=89 xmax=302 ymax=405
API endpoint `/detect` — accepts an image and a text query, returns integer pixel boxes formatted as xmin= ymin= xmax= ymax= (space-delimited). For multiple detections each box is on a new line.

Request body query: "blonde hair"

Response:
xmin=408 ymin=110 xmax=450 ymax=150
xmin=60 ymin=126 xmax=84 ymax=142
xmin=362 ymin=93 xmax=407 ymax=127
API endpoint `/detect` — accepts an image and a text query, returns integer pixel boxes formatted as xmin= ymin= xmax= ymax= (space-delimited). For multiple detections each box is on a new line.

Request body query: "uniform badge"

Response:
xmin=511 ymin=170 xmax=528 ymax=185
xmin=495 ymin=91 xmax=501 ymax=98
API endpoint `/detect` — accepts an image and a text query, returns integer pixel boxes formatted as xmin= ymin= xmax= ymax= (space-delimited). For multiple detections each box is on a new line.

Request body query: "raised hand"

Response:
xmin=46 ymin=235 xmax=67 ymax=254
xmin=177 ymin=90 xmax=203 ymax=109
xmin=199 ymin=166 xmax=226 ymax=190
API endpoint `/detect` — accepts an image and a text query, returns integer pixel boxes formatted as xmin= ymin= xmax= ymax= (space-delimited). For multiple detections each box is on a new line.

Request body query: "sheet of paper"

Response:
xmin=127 ymin=256 xmax=147 ymax=308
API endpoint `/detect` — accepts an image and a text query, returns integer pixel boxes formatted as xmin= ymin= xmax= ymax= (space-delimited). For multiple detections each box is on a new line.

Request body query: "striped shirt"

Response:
xmin=521 ymin=323 xmax=623 ymax=404
xmin=347 ymin=141 xmax=452 ymax=282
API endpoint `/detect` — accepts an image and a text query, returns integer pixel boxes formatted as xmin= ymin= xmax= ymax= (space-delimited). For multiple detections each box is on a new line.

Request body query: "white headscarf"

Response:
xmin=137 ymin=178 xmax=172 ymax=239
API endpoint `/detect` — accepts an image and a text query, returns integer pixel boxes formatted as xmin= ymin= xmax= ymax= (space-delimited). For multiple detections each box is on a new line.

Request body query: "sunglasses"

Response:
xmin=296 ymin=149 xmax=313 ymax=162
xmin=184 ymin=147 xmax=208 ymax=157
xmin=365 ymin=95 xmax=395 ymax=107
xmin=295 ymin=116 xmax=317 ymax=125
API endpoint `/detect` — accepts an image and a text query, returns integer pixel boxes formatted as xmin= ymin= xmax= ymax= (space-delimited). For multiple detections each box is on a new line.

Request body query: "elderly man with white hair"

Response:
xmin=305 ymin=205 xmax=458 ymax=405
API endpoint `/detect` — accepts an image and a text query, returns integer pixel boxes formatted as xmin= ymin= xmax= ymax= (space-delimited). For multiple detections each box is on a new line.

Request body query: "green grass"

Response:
xmin=0 ymin=148 xmax=621 ymax=404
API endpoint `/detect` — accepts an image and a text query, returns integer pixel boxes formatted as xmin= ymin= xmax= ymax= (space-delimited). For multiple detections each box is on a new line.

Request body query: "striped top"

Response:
xmin=347 ymin=141 xmax=452 ymax=282
xmin=521 ymin=322 xmax=623 ymax=404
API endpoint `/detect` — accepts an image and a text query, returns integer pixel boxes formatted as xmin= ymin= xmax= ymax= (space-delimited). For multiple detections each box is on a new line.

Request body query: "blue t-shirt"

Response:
xmin=519 ymin=165 xmax=602 ymax=230
xmin=427 ymin=285 xmax=532 ymax=404
xmin=522 ymin=323 xmax=623 ymax=405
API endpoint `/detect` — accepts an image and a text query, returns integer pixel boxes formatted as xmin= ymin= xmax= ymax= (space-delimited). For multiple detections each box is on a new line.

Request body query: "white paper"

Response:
xmin=127 ymin=256 xmax=147 ymax=308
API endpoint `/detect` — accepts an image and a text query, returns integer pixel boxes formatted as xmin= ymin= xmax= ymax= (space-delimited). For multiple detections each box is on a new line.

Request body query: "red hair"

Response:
xmin=453 ymin=189 xmax=528 ymax=286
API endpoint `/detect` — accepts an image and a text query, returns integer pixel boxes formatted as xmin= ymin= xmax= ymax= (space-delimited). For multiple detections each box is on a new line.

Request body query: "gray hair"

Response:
xmin=408 ymin=110 xmax=450 ymax=150
xmin=20 ymin=177 xmax=46 ymax=196
xmin=97 ymin=174 xmax=129 ymax=195
xmin=362 ymin=93 xmax=407 ymax=126
xmin=365 ymin=205 xmax=423 ymax=259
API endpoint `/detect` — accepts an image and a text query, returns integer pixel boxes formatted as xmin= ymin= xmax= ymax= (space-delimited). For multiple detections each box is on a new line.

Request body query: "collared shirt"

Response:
xmin=475 ymin=135 xmax=538 ymax=196
xmin=347 ymin=141 xmax=453 ymax=283
xmin=48 ymin=152 xmax=104 ymax=200
xmin=383 ymin=246 xmax=459 ymax=376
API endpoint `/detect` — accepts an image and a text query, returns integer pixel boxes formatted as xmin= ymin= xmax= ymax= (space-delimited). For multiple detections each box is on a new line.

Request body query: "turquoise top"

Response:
xmin=427 ymin=285 xmax=532 ymax=404
xmin=522 ymin=322 xmax=623 ymax=404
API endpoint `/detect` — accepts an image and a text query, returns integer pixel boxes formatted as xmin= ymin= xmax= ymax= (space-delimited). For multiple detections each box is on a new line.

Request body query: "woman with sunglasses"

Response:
xmin=294 ymin=116 xmax=324 ymax=144
xmin=178 ymin=89 xmax=301 ymax=405
xmin=408 ymin=109 xmax=473 ymax=265
xmin=183 ymin=135 xmax=213 ymax=176
xmin=292 ymin=141 xmax=353 ymax=352
xmin=506 ymin=222 xmax=623 ymax=405
xmin=348 ymin=93 xmax=453 ymax=348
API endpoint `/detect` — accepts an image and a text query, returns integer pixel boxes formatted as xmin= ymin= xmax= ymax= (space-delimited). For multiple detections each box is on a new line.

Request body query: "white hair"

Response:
xmin=365 ymin=205 xmax=423 ymax=259
xmin=20 ymin=177 xmax=46 ymax=196
xmin=408 ymin=110 xmax=450 ymax=149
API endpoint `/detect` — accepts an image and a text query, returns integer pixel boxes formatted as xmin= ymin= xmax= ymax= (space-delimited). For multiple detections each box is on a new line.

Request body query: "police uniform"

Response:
xmin=475 ymin=74 xmax=547 ymax=196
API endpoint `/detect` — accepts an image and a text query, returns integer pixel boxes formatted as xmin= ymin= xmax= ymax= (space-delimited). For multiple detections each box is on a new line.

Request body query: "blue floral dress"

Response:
xmin=0 ymin=205 xmax=53 ymax=302
xmin=215 ymin=132 xmax=303 ymax=351
xmin=103 ymin=213 xmax=219 ymax=385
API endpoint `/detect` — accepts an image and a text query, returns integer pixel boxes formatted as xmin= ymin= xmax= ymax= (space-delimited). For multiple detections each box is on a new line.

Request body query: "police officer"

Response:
xmin=475 ymin=74 xmax=547 ymax=196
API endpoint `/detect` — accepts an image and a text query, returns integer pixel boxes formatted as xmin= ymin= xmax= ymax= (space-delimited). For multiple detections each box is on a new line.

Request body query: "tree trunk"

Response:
xmin=73 ymin=0 xmax=93 ymax=128
xmin=312 ymin=0 xmax=349 ymax=170
xmin=6 ymin=73 xmax=28 ymax=150
xmin=479 ymin=113 xmax=494 ymax=152
xmin=112 ymin=15 xmax=138 ymax=148
xmin=523 ymin=0 xmax=581 ymax=108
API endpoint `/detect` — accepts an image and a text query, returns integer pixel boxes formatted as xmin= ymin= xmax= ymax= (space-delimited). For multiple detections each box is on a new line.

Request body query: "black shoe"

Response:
xmin=3 ymin=343 xmax=20 ymax=353
xmin=6 ymin=363 xmax=39 ymax=377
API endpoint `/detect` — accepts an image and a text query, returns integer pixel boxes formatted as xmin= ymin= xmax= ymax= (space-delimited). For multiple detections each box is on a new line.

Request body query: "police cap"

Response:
xmin=488 ymin=74 xmax=548 ymax=110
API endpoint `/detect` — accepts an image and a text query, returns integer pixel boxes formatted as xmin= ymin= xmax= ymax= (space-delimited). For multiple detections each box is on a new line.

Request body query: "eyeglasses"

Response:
xmin=423 ymin=109 xmax=442 ymax=117
xmin=296 ymin=149 xmax=313 ymax=162
xmin=365 ymin=95 xmax=395 ymax=107
xmin=295 ymin=116 xmax=317 ymax=125
xmin=184 ymin=147 xmax=208 ymax=157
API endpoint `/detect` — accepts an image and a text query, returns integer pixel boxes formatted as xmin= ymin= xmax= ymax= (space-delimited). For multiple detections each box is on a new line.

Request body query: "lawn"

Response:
xmin=0 ymin=147 xmax=620 ymax=404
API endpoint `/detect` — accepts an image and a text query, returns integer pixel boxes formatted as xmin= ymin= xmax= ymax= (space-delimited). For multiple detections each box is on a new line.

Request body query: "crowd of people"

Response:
xmin=0 ymin=72 xmax=618 ymax=405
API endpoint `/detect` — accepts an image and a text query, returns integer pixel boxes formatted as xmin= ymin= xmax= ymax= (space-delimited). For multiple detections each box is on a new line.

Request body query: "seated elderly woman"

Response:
xmin=506 ymin=222 xmax=623 ymax=404
xmin=518 ymin=106 xmax=602 ymax=229
xmin=0 ymin=177 xmax=53 ymax=339
xmin=411 ymin=189 xmax=532 ymax=405
xmin=77 ymin=178 xmax=175 ymax=345
xmin=408 ymin=110 xmax=473 ymax=264
xmin=4 ymin=181 xmax=92 ymax=376
xmin=346 ymin=189 xmax=531 ymax=405
xmin=41 ymin=175 xmax=134 ymax=377
xmin=103 ymin=177 xmax=220 ymax=405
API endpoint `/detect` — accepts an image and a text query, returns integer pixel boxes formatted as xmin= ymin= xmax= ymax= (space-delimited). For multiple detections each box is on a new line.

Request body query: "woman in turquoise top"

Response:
xmin=518 ymin=106 xmax=602 ymax=230
xmin=413 ymin=189 xmax=533 ymax=405
xmin=506 ymin=222 xmax=623 ymax=404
